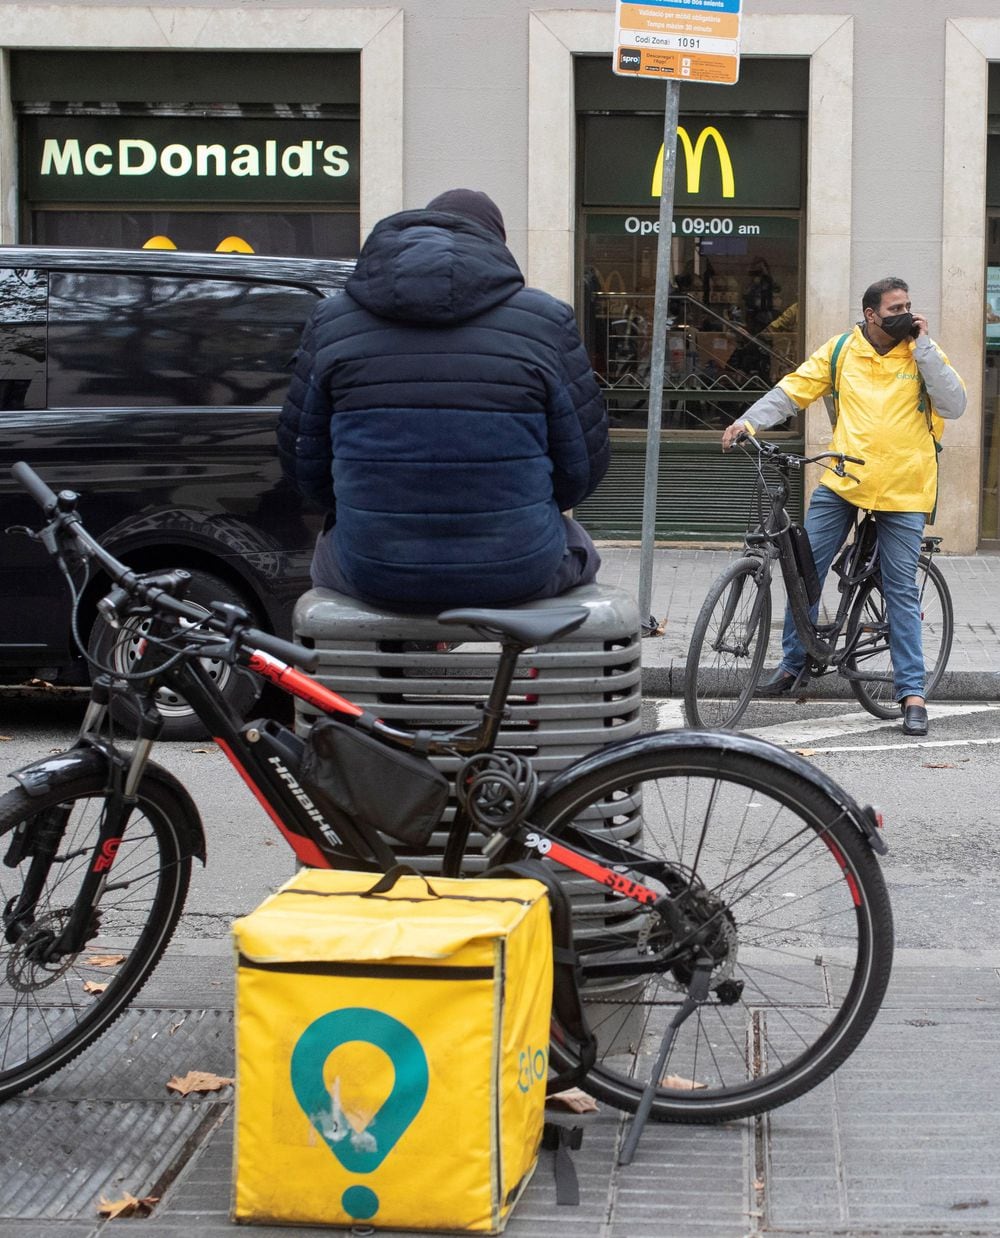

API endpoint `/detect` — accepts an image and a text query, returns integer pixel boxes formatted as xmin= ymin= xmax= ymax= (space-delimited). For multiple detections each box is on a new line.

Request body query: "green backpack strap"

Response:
xmin=826 ymin=332 xmax=852 ymax=428
xmin=917 ymin=363 xmax=942 ymax=522
xmin=916 ymin=373 xmax=935 ymax=434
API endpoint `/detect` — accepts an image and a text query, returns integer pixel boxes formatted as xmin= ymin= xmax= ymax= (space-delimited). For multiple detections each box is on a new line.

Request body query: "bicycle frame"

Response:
xmin=746 ymin=468 xmax=887 ymax=676
xmin=71 ymin=632 xmax=679 ymax=937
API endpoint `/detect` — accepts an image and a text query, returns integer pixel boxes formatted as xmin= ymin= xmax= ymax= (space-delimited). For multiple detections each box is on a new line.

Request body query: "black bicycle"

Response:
xmin=684 ymin=434 xmax=954 ymax=731
xmin=1 ymin=461 xmax=893 ymax=1137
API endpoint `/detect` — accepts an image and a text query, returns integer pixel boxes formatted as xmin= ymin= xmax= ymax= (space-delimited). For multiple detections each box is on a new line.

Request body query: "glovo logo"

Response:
xmin=651 ymin=126 xmax=735 ymax=199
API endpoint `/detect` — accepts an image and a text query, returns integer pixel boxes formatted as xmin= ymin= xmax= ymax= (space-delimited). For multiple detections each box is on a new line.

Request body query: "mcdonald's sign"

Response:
xmin=651 ymin=126 xmax=735 ymax=199
xmin=582 ymin=114 xmax=802 ymax=210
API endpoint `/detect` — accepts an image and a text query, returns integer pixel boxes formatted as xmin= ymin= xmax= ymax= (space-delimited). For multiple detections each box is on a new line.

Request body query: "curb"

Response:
xmin=640 ymin=665 xmax=1000 ymax=701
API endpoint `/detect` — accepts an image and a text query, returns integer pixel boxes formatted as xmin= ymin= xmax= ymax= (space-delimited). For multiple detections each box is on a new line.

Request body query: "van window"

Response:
xmin=0 ymin=267 xmax=47 ymax=410
xmin=47 ymin=272 xmax=320 ymax=408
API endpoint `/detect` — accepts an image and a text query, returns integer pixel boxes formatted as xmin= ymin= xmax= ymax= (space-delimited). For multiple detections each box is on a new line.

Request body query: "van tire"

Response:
xmin=86 ymin=569 xmax=262 ymax=741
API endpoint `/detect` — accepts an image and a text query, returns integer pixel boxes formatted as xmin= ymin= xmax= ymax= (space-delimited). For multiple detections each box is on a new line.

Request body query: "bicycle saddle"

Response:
xmin=436 ymin=605 xmax=589 ymax=647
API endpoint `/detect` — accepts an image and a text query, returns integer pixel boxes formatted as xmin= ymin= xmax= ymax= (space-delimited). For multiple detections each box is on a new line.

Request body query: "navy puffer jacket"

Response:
xmin=278 ymin=208 xmax=609 ymax=608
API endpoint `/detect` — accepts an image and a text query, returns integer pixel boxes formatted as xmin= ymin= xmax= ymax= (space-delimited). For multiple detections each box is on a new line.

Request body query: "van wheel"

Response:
xmin=86 ymin=569 xmax=262 ymax=741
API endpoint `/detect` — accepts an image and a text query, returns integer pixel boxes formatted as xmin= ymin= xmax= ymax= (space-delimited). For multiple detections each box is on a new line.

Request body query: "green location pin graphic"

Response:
xmin=290 ymin=1008 xmax=429 ymax=1221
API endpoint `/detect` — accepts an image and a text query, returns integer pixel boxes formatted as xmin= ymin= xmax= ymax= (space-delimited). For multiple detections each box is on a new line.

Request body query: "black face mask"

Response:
xmin=875 ymin=312 xmax=915 ymax=341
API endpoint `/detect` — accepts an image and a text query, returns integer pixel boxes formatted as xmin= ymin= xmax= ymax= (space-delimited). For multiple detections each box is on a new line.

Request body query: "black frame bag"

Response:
xmin=300 ymin=717 xmax=449 ymax=848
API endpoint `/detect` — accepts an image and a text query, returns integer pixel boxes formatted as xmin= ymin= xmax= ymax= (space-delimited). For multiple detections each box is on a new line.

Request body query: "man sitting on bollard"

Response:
xmin=278 ymin=188 xmax=609 ymax=611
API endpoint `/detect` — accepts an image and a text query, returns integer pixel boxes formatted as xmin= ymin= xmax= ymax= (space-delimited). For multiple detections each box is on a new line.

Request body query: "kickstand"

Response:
xmin=618 ymin=960 xmax=713 ymax=1165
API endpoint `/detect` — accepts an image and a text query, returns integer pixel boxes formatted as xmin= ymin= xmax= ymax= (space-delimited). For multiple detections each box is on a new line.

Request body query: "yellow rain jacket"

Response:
xmin=778 ymin=326 xmax=960 ymax=514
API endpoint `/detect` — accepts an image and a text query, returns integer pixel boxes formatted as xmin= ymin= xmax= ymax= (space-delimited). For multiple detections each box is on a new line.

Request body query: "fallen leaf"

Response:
xmin=97 ymin=1193 xmax=159 ymax=1218
xmin=190 ymin=747 xmax=211 ymax=754
xmin=793 ymin=748 xmax=818 ymax=757
xmin=0 ymin=735 xmax=11 ymax=742
xmin=166 ymin=1070 xmax=234 ymax=1096
xmin=950 ymin=1199 xmax=989 ymax=1211
xmin=753 ymin=1178 xmax=765 ymax=1191
xmin=546 ymin=1087 xmax=598 ymax=1113
xmin=27 ymin=677 xmax=55 ymax=689
xmin=922 ymin=762 xmax=956 ymax=769
xmin=661 ymin=1073 xmax=707 ymax=1090
xmin=168 ymin=1016 xmax=187 ymax=1036
xmin=83 ymin=981 xmax=109 ymax=995
xmin=85 ymin=954 xmax=126 ymax=968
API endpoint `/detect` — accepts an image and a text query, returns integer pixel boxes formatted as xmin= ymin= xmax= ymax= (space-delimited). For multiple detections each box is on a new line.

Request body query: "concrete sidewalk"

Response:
xmin=599 ymin=545 xmax=1000 ymax=700
xmin=5 ymin=945 xmax=1000 ymax=1237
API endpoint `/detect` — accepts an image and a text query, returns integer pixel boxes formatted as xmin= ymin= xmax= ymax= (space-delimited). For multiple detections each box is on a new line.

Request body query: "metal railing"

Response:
xmin=588 ymin=292 xmax=800 ymax=431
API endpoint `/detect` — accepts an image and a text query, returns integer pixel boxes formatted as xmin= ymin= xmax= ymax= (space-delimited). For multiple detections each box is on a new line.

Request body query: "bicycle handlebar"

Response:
xmin=735 ymin=434 xmax=864 ymax=479
xmin=11 ymin=460 xmax=61 ymax=514
xmin=11 ymin=460 xmax=319 ymax=672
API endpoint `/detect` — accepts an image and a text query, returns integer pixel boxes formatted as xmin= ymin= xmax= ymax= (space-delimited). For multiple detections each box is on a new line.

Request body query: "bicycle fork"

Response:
xmin=713 ymin=558 xmax=771 ymax=656
xmin=4 ymin=690 xmax=159 ymax=962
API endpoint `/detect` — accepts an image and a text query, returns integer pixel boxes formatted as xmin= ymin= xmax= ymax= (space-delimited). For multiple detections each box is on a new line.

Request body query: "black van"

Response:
xmin=0 ymin=246 xmax=352 ymax=737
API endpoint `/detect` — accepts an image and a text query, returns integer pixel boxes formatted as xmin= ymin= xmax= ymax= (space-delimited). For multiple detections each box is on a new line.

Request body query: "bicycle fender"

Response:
xmin=9 ymin=746 xmax=207 ymax=864
xmin=534 ymin=729 xmax=888 ymax=857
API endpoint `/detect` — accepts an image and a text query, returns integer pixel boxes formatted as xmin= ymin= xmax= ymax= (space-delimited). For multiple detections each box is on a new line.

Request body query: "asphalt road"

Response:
xmin=3 ymin=686 xmax=998 ymax=957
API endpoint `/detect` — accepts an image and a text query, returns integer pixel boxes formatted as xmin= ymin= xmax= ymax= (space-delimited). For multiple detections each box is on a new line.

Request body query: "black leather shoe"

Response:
xmin=755 ymin=668 xmax=799 ymax=698
xmin=901 ymin=704 xmax=928 ymax=736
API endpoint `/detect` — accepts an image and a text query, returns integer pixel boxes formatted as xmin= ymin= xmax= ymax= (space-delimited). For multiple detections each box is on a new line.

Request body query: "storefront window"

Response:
xmin=573 ymin=58 xmax=807 ymax=539
xmin=30 ymin=209 xmax=358 ymax=259
xmin=579 ymin=111 xmax=804 ymax=437
xmin=13 ymin=50 xmax=361 ymax=260
xmin=583 ymin=212 xmax=800 ymax=432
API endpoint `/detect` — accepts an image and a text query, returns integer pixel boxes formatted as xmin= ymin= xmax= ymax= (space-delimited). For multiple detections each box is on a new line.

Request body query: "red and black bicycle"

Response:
xmin=1 ymin=461 xmax=893 ymax=1137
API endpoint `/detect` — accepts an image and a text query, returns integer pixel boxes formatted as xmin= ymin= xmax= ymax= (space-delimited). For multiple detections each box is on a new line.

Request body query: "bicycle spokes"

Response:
xmin=547 ymin=754 xmax=889 ymax=1121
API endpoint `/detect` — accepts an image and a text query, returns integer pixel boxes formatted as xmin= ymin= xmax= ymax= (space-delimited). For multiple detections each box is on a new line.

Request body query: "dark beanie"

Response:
xmin=425 ymin=188 xmax=506 ymax=242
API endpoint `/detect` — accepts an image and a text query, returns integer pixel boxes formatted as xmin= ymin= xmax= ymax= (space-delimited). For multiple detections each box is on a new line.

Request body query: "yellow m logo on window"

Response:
xmin=651 ymin=126 xmax=735 ymax=199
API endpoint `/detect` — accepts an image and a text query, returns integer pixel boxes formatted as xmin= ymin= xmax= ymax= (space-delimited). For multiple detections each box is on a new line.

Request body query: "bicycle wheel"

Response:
xmin=532 ymin=735 xmax=893 ymax=1123
xmin=0 ymin=767 xmax=193 ymax=1100
xmin=846 ymin=555 xmax=954 ymax=720
xmin=684 ymin=558 xmax=772 ymax=730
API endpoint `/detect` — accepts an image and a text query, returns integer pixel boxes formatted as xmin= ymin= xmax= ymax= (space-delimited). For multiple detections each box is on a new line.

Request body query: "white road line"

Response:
xmin=741 ymin=701 xmax=1000 ymax=746
xmin=786 ymin=736 xmax=1000 ymax=754
xmin=656 ymin=699 xmax=688 ymax=730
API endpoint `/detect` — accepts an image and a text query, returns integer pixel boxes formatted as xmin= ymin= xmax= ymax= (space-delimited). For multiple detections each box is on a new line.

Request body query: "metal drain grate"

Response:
xmin=0 ymin=1098 xmax=225 ymax=1219
xmin=0 ymin=1006 xmax=234 ymax=1219
xmin=27 ymin=1006 xmax=235 ymax=1101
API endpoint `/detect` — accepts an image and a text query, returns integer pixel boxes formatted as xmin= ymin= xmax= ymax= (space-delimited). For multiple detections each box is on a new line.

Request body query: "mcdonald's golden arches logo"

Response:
xmin=651 ymin=126 xmax=735 ymax=199
xmin=141 ymin=235 xmax=256 ymax=253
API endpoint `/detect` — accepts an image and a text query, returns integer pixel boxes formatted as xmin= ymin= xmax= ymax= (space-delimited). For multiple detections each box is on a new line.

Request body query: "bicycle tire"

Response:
xmin=0 ymin=767 xmax=193 ymax=1100
xmin=846 ymin=555 xmax=954 ymax=720
xmin=531 ymin=735 xmax=893 ymax=1123
xmin=684 ymin=558 xmax=772 ymax=730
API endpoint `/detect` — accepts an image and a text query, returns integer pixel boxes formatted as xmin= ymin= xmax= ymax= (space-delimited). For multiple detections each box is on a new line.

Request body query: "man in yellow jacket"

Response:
xmin=722 ymin=276 xmax=966 ymax=736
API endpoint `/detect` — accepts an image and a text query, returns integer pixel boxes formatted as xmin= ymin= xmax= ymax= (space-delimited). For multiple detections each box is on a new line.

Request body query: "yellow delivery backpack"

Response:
xmin=232 ymin=867 xmax=553 ymax=1232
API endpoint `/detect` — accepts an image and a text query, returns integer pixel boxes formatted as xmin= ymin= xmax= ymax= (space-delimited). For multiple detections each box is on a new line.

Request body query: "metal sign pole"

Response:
xmin=636 ymin=79 xmax=680 ymax=634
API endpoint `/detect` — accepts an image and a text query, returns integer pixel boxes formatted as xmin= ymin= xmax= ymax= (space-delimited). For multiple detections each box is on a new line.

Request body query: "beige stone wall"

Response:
xmin=3 ymin=0 xmax=1000 ymax=549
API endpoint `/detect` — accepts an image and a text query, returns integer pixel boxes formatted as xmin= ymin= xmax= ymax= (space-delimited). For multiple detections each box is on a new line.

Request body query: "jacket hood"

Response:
xmin=345 ymin=209 xmax=525 ymax=324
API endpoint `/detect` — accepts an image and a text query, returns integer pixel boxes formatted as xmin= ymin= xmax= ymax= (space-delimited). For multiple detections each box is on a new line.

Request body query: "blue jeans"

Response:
xmin=779 ymin=485 xmax=927 ymax=701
